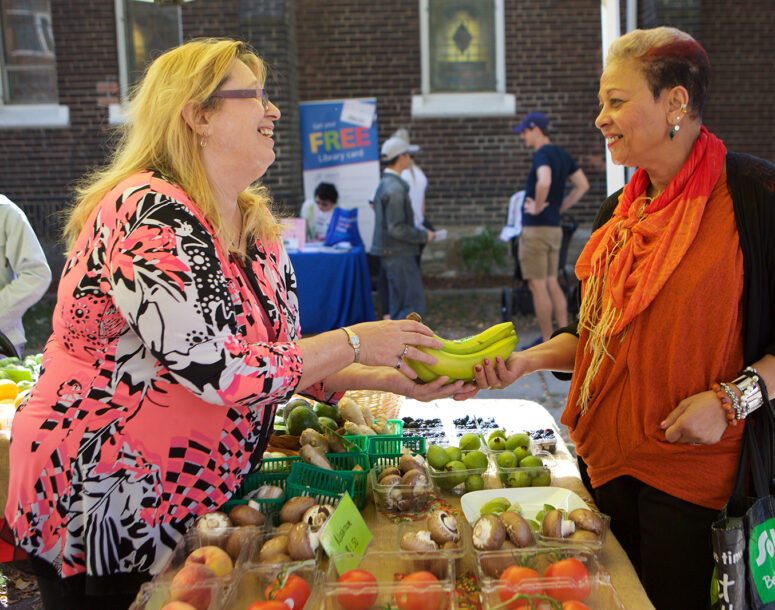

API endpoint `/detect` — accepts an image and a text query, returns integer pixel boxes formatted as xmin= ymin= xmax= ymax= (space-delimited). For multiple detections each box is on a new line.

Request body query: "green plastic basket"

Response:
xmin=340 ymin=434 xmax=369 ymax=453
xmin=260 ymin=455 xmax=301 ymax=474
xmin=327 ymin=452 xmax=370 ymax=509
xmin=366 ymin=435 xmax=426 ymax=470
xmin=221 ymin=471 xmax=288 ymax=523
xmin=286 ymin=461 xmax=358 ymax=507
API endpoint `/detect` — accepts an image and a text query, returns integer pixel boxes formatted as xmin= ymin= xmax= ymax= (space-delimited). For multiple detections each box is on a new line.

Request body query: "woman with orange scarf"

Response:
xmin=474 ymin=27 xmax=775 ymax=608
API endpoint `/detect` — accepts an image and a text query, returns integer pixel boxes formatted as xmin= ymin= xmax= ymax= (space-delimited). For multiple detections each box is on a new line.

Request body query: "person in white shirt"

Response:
xmin=0 ymin=194 xmax=52 ymax=356
xmin=300 ymin=182 xmax=338 ymax=242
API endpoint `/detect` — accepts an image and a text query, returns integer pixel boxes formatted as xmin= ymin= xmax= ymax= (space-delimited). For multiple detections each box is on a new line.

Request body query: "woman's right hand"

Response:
xmin=349 ymin=319 xmax=443 ymax=369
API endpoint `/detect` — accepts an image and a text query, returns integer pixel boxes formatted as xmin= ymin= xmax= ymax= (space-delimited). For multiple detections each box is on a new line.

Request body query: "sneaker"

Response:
xmin=520 ymin=337 xmax=543 ymax=351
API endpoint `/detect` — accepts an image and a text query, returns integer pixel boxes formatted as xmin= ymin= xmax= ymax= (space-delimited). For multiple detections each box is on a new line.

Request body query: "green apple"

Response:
xmin=488 ymin=436 xmax=507 ymax=451
xmin=512 ymin=447 xmax=531 ymax=464
xmin=462 ymin=450 xmax=488 ymax=471
xmin=496 ymin=451 xmax=517 ymax=469
xmin=445 ymin=446 xmax=463 ymax=462
xmin=443 ymin=460 xmax=468 ymax=486
xmin=505 ymin=433 xmax=531 ymax=451
xmin=487 ymin=429 xmax=507 ymax=443
xmin=427 ymin=445 xmax=450 ymax=470
xmin=506 ymin=470 xmax=532 ymax=488
xmin=519 ymin=455 xmax=543 ymax=468
xmin=532 ymin=470 xmax=552 ymax=486
xmin=458 ymin=433 xmax=481 ymax=451
xmin=465 ymin=474 xmax=485 ymax=492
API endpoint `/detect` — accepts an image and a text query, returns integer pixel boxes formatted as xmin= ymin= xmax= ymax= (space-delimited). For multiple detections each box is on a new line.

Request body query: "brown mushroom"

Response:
xmin=499 ymin=511 xmax=535 ymax=548
xmin=287 ymin=522 xmax=318 ymax=560
xmin=228 ymin=503 xmax=266 ymax=528
xmin=472 ymin=514 xmax=506 ymax=551
xmin=225 ymin=528 xmax=260 ymax=560
xmin=378 ymin=474 xmax=402 ymax=488
xmin=258 ymin=535 xmax=289 ymax=562
xmin=399 ymin=452 xmax=426 ymax=474
xmin=194 ymin=511 xmax=232 ymax=546
xmin=275 ymin=521 xmax=294 ymax=535
xmin=400 ymin=468 xmax=428 ymax=488
xmin=481 ymin=540 xmax=517 ymax=578
xmin=301 ymin=504 xmax=335 ymax=533
xmin=400 ymin=530 xmax=439 ymax=552
xmin=280 ymin=496 xmax=317 ymax=523
xmin=378 ymin=466 xmax=401 ymax=482
xmin=246 ymin=485 xmax=284 ymax=500
xmin=567 ymin=529 xmax=599 ymax=542
xmin=568 ymin=508 xmax=605 ymax=536
xmin=541 ymin=509 xmax=576 ymax=539
xmin=427 ymin=510 xmax=460 ymax=546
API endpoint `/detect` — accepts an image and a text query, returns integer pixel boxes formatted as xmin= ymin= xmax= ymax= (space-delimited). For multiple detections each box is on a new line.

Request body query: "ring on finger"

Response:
xmin=395 ymin=358 xmax=403 ymax=369
xmin=401 ymin=344 xmax=409 ymax=357
xmin=690 ymin=441 xmax=700 ymax=446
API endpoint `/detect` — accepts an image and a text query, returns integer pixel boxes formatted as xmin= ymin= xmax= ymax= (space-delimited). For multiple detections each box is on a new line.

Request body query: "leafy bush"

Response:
xmin=456 ymin=227 xmax=508 ymax=276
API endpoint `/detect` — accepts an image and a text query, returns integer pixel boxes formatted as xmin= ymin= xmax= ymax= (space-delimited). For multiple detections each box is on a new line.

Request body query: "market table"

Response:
xmin=288 ymin=244 xmax=376 ymax=335
xmin=351 ymin=395 xmax=656 ymax=609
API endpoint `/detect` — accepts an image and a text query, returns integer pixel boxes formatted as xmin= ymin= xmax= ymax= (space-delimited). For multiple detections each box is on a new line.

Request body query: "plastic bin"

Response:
xmin=323 ymin=550 xmax=457 ymax=609
xmin=221 ymin=561 xmax=321 ymax=609
xmin=474 ymin=546 xmax=624 ymax=609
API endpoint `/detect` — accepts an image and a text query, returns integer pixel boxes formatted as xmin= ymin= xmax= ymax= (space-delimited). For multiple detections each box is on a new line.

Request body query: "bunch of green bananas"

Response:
xmin=405 ymin=321 xmax=518 ymax=383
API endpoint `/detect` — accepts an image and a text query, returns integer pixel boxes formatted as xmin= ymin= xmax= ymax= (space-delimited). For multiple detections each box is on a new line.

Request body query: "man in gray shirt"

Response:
xmin=370 ymin=137 xmax=434 ymax=320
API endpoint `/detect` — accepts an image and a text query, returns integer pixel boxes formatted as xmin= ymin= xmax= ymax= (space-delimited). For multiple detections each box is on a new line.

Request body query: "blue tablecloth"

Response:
xmin=289 ymin=245 xmax=376 ymax=335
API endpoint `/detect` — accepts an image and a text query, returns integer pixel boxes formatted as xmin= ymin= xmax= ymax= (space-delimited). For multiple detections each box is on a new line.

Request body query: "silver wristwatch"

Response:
xmin=342 ymin=327 xmax=360 ymax=363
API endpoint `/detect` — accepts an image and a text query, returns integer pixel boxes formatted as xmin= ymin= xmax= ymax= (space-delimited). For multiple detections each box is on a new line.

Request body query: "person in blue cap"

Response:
xmin=513 ymin=111 xmax=588 ymax=347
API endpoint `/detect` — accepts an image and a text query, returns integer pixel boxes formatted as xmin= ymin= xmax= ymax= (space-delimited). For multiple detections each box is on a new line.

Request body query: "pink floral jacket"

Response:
xmin=6 ymin=171 xmax=328 ymax=581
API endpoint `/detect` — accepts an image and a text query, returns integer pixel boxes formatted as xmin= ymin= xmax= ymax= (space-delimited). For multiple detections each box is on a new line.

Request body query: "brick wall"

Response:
xmin=295 ymin=0 xmax=607 ymax=228
xmin=1 ymin=0 xmax=772 ymax=245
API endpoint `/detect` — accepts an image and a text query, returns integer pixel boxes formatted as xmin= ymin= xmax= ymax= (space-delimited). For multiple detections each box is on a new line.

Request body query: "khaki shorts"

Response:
xmin=518 ymin=225 xmax=562 ymax=280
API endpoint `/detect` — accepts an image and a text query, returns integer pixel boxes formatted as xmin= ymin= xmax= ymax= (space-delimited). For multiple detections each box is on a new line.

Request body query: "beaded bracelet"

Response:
xmin=712 ymin=382 xmax=738 ymax=426
xmin=720 ymin=381 xmax=745 ymax=421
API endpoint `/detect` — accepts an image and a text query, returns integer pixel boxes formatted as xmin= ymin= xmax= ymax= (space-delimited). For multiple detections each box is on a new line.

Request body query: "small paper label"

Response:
xmin=318 ymin=492 xmax=372 ymax=574
xmin=340 ymin=100 xmax=375 ymax=128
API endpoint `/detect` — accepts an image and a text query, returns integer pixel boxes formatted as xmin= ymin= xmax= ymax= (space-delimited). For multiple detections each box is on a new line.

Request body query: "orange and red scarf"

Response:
xmin=574 ymin=126 xmax=727 ymax=412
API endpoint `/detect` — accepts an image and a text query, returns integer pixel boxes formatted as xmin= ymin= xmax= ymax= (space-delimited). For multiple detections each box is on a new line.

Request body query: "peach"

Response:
xmin=161 ymin=602 xmax=199 ymax=610
xmin=170 ymin=563 xmax=217 ymax=610
xmin=184 ymin=545 xmax=234 ymax=578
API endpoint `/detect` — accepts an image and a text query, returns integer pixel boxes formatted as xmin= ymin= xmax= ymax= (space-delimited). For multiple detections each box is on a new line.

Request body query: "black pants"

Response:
xmin=591 ymin=473 xmax=718 ymax=610
xmin=34 ymin=562 xmax=149 ymax=610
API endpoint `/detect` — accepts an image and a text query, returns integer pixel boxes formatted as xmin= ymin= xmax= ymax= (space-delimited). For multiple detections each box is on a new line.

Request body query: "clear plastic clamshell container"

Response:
xmin=475 ymin=545 xmax=625 ymax=609
xmin=221 ymin=561 xmax=321 ymax=609
xmin=369 ymin=466 xmax=434 ymax=514
xmin=323 ymin=550 xmax=457 ymax=609
xmin=396 ymin=512 xmax=472 ymax=573
xmin=242 ymin=521 xmax=325 ymax=567
xmin=425 ymin=446 xmax=490 ymax=496
xmin=536 ymin=509 xmax=611 ymax=553
xmin=155 ymin=525 xmax=266 ymax=584
xmin=129 ymin=579 xmax=228 ymax=610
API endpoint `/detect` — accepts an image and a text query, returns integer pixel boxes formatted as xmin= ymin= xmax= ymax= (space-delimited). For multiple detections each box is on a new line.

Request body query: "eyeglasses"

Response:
xmin=210 ymin=88 xmax=270 ymax=111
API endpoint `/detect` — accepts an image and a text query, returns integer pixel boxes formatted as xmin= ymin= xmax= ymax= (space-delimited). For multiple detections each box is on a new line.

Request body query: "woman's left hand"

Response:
xmin=389 ymin=371 xmax=479 ymax=402
xmin=661 ymin=389 xmax=728 ymax=446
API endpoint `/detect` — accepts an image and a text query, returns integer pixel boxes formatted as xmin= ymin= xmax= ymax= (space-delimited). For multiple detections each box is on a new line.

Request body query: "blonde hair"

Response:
xmin=66 ymin=38 xmax=281 ymax=255
xmin=607 ymin=27 xmax=710 ymax=119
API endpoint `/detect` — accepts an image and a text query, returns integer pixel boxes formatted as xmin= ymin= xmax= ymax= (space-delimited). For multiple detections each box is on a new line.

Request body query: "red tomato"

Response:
xmin=394 ymin=570 xmax=443 ymax=610
xmin=337 ymin=569 xmax=378 ymax=610
xmin=544 ymin=558 xmax=591 ymax=602
xmin=264 ymin=573 xmax=312 ymax=608
xmin=497 ymin=565 xmax=544 ymax=609
xmin=247 ymin=603 xmax=288 ymax=610
xmin=562 ymin=601 xmax=591 ymax=610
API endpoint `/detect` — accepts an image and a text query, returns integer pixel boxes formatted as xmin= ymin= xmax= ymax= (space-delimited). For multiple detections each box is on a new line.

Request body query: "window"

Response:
xmin=0 ymin=0 xmax=67 ymax=127
xmin=111 ymin=0 xmax=182 ymax=124
xmin=413 ymin=0 xmax=514 ymax=118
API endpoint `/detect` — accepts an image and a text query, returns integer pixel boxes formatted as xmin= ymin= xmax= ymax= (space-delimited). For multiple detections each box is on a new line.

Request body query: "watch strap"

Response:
xmin=342 ymin=327 xmax=360 ymax=363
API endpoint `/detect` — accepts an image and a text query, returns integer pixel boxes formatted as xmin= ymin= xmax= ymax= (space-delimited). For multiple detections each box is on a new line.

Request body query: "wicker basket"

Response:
xmin=343 ymin=390 xmax=404 ymax=422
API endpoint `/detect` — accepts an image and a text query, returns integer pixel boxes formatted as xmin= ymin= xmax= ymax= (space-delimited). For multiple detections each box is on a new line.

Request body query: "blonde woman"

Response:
xmin=5 ymin=39 xmax=469 ymax=608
